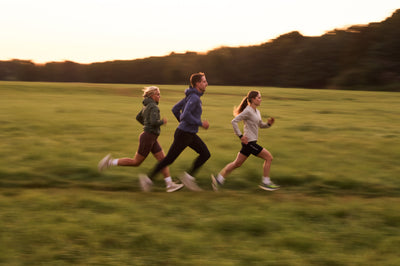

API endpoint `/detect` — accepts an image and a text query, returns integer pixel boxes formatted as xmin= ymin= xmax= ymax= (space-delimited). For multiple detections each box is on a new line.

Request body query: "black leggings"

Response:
xmin=148 ymin=128 xmax=210 ymax=179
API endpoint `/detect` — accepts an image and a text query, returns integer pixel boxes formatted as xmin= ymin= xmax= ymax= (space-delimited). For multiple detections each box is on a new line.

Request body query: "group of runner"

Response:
xmin=98 ymin=72 xmax=280 ymax=192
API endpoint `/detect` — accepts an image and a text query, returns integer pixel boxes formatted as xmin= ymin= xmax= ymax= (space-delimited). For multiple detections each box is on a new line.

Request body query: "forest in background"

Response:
xmin=1 ymin=9 xmax=399 ymax=91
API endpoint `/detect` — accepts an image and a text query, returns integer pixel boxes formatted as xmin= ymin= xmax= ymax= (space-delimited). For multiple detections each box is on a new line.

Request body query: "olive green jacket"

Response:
xmin=136 ymin=97 xmax=164 ymax=136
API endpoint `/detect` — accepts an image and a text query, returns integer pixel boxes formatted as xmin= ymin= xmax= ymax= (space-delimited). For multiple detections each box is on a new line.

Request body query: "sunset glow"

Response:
xmin=1 ymin=0 xmax=398 ymax=64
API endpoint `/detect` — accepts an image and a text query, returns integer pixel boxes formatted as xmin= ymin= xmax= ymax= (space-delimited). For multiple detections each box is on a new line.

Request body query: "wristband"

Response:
xmin=239 ymin=135 xmax=243 ymax=139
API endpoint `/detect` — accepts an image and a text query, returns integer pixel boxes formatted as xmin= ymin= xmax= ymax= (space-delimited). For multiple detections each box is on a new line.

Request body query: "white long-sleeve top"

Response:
xmin=231 ymin=105 xmax=270 ymax=142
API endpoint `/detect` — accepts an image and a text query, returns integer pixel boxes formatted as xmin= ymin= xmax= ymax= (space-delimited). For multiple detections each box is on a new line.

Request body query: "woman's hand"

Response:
xmin=240 ymin=135 xmax=248 ymax=144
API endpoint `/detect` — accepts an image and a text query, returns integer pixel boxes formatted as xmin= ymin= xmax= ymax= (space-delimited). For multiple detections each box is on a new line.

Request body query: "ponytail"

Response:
xmin=233 ymin=96 xmax=249 ymax=116
xmin=233 ymin=90 xmax=260 ymax=116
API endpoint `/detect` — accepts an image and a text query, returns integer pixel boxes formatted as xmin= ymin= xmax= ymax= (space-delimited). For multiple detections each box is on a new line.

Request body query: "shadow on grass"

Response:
xmin=1 ymin=169 xmax=399 ymax=197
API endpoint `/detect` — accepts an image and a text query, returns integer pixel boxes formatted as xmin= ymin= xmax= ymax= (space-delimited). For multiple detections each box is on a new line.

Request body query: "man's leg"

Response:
xmin=187 ymin=134 xmax=211 ymax=176
xmin=148 ymin=129 xmax=190 ymax=180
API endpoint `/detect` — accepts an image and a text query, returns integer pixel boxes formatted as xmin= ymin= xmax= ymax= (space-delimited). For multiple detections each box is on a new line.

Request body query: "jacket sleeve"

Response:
xmin=259 ymin=120 xmax=271 ymax=128
xmin=172 ymin=98 xmax=186 ymax=122
xmin=180 ymin=95 xmax=202 ymax=126
xmin=136 ymin=109 xmax=144 ymax=125
xmin=231 ymin=109 xmax=249 ymax=137
xmin=258 ymin=110 xmax=271 ymax=128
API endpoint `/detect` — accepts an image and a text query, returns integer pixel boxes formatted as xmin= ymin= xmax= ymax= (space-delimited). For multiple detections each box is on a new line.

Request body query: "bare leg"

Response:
xmin=256 ymin=148 xmax=273 ymax=177
xmin=219 ymin=152 xmax=248 ymax=178
xmin=153 ymin=150 xmax=170 ymax=179
xmin=117 ymin=153 xmax=146 ymax=166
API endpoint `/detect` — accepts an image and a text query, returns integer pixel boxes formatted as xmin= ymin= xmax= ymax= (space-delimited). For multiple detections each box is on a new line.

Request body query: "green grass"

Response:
xmin=1 ymin=81 xmax=400 ymax=265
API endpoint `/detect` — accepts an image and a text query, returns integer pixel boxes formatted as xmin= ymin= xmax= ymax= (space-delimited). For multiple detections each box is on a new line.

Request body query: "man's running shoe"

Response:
xmin=179 ymin=172 xmax=203 ymax=191
xmin=211 ymin=174 xmax=222 ymax=191
xmin=98 ymin=154 xmax=112 ymax=172
xmin=259 ymin=182 xmax=280 ymax=191
xmin=139 ymin=174 xmax=153 ymax=192
xmin=166 ymin=182 xmax=184 ymax=193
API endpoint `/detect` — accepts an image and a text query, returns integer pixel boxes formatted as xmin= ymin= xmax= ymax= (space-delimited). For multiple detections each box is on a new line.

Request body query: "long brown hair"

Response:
xmin=233 ymin=90 xmax=260 ymax=116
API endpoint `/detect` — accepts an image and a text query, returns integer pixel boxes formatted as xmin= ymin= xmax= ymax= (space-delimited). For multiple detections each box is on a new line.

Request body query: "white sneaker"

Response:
xmin=179 ymin=172 xmax=203 ymax=191
xmin=166 ymin=182 xmax=184 ymax=193
xmin=211 ymin=174 xmax=222 ymax=192
xmin=139 ymin=174 xmax=153 ymax=192
xmin=98 ymin=154 xmax=112 ymax=172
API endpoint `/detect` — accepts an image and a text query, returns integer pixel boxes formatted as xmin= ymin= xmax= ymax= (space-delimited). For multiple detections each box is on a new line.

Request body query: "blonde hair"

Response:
xmin=142 ymin=86 xmax=159 ymax=98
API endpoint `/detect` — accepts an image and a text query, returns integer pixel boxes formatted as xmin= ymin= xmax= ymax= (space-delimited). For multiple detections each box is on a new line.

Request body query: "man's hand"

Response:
xmin=202 ymin=120 xmax=209 ymax=129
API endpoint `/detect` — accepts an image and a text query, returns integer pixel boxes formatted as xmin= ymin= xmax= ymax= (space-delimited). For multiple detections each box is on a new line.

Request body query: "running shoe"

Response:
xmin=179 ymin=172 xmax=203 ymax=191
xmin=98 ymin=154 xmax=112 ymax=172
xmin=166 ymin=182 xmax=184 ymax=193
xmin=259 ymin=182 xmax=280 ymax=191
xmin=211 ymin=174 xmax=222 ymax=191
xmin=139 ymin=174 xmax=153 ymax=192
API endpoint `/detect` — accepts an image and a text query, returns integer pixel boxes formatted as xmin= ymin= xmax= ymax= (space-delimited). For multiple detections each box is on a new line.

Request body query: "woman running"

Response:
xmin=98 ymin=86 xmax=183 ymax=192
xmin=211 ymin=90 xmax=280 ymax=191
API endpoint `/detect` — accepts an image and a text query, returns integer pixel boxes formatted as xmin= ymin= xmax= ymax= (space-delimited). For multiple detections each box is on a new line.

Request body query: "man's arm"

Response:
xmin=172 ymin=98 xmax=186 ymax=122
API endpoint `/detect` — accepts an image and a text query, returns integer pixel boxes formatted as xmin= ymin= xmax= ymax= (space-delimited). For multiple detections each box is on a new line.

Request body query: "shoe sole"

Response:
xmin=211 ymin=174 xmax=219 ymax=192
xmin=139 ymin=175 xmax=153 ymax=192
xmin=179 ymin=175 xmax=203 ymax=191
xmin=258 ymin=185 xmax=280 ymax=191
xmin=167 ymin=184 xmax=184 ymax=193
xmin=98 ymin=154 xmax=111 ymax=172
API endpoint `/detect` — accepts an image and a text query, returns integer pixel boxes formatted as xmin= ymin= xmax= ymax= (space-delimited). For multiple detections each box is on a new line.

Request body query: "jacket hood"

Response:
xmin=143 ymin=97 xmax=158 ymax=106
xmin=184 ymin=86 xmax=203 ymax=97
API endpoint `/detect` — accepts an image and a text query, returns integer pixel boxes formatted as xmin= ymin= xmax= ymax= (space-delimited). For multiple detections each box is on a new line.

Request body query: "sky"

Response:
xmin=1 ymin=0 xmax=399 ymax=64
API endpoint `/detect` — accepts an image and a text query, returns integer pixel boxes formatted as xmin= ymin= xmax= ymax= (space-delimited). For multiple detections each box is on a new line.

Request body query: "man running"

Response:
xmin=139 ymin=72 xmax=211 ymax=191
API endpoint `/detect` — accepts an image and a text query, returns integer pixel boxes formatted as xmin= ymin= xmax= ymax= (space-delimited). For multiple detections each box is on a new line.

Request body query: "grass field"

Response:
xmin=1 ymin=81 xmax=399 ymax=265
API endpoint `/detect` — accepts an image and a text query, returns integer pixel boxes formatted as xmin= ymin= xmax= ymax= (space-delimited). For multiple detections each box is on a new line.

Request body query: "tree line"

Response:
xmin=1 ymin=9 xmax=399 ymax=91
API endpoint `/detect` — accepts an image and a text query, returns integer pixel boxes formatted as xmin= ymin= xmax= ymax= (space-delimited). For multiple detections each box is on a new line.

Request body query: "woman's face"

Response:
xmin=251 ymin=93 xmax=262 ymax=106
xmin=151 ymin=89 xmax=161 ymax=103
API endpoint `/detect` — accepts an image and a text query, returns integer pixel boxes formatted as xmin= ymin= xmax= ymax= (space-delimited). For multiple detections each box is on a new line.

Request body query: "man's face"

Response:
xmin=196 ymin=76 xmax=208 ymax=93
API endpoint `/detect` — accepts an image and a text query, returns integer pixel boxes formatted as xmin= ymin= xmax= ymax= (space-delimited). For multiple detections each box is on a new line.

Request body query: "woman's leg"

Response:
xmin=148 ymin=129 xmax=190 ymax=179
xmin=219 ymin=152 xmax=248 ymax=178
xmin=256 ymin=148 xmax=279 ymax=190
xmin=116 ymin=131 xmax=153 ymax=167
xmin=152 ymin=150 xmax=170 ymax=178
xmin=117 ymin=153 xmax=146 ymax=166
xmin=256 ymin=148 xmax=273 ymax=177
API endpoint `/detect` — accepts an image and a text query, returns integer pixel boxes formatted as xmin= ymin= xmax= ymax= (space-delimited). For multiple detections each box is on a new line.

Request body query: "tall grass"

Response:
xmin=1 ymin=81 xmax=399 ymax=265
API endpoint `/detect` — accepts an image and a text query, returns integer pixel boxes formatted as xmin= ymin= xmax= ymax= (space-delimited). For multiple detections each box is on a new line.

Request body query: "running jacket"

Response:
xmin=172 ymin=87 xmax=203 ymax=133
xmin=136 ymin=97 xmax=164 ymax=136
xmin=231 ymin=105 xmax=270 ymax=142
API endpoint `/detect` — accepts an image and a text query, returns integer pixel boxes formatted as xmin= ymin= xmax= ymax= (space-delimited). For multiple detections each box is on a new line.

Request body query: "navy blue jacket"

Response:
xmin=172 ymin=87 xmax=203 ymax=133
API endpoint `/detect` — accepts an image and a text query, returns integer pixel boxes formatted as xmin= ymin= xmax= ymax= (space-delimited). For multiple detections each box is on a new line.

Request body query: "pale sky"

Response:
xmin=1 ymin=0 xmax=398 ymax=64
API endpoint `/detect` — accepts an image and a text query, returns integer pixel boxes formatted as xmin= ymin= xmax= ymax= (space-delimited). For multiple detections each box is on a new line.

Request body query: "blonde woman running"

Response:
xmin=98 ymin=86 xmax=183 ymax=192
xmin=211 ymin=90 xmax=280 ymax=191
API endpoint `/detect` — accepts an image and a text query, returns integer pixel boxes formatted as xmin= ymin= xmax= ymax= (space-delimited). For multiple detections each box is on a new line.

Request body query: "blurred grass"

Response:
xmin=1 ymin=81 xmax=400 ymax=265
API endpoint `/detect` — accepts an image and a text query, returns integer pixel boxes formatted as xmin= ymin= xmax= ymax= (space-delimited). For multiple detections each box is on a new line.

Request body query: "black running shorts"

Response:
xmin=240 ymin=141 xmax=263 ymax=157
